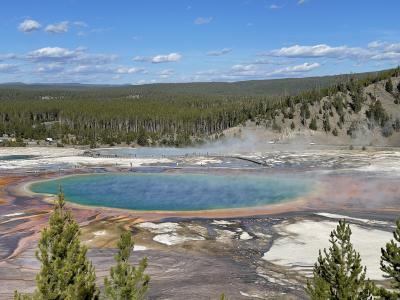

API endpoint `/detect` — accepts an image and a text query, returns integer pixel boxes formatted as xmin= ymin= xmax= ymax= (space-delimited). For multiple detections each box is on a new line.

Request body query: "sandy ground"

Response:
xmin=0 ymin=147 xmax=174 ymax=170
xmin=262 ymin=218 xmax=392 ymax=281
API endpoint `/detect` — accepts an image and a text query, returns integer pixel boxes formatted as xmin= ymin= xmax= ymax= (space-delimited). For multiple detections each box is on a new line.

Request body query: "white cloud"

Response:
xmin=0 ymin=47 xmax=128 ymax=80
xmin=158 ymin=69 xmax=174 ymax=78
xmin=66 ymin=64 xmax=146 ymax=76
xmin=45 ymin=21 xmax=69 ymax=33
xmin=367 ymin=41 xmax=400 ymax=53
xmin=73 ymin=53 xmax=118 ymax=65
xmin=115 ymin=67 xmax=146 ymax=74
xmin=270 ymin=4 xmax=281 ymax=9
xmin=370 ymin=52 xmax=400 ymax=61
xmin=269 ymin=42 xmax=400 ymax=62
xmin=298 ymin=0 xmax=307 ymax=4
xmin=368 ymin=41 xmax=385 ymax=49
xmin=270 ymin=44 xmax=370 ymax=59
xmin=252 ymin=58 xmax=289 ymax=65
xmin=35 ymin=63 xmax=64 ymax=73
xmin=18 ymin=19 xmax=41 ymax=33
xmin=384 ymin=43 xmax=400 ymax=52
xmin=206 ymin=48 xmax=232 ymax=56
xmin=27 ymin=47 xmax=80 ymax=61
xmin=0 ymin=64 xmax=19 ymax=73
xmin=135 ymin=79 xmax=156 ymax=85
xmin=195 ymin=62 xmax=320 ymax=81
xmin=0 ymin=46 xmax=136 ymax=81
xmin=194 ymin=17 xmax=213 ymax=25
xmin=26 ymin=47 xmax=118 ymax=66
xmin=151 ymin=53 xmax=182 ymax=63
xmin=229 ymin=64 xmax=258 ymax=77
xmin=231 ymin=64 xmax=256 ymax=72
xmin=136 ymin=79 xmax=147 ymax=85
xmin=0 ymin=53 xmax=18 ymax=61
xmin=133 ymin=53 xmax=182 ymax=64
xmin=74 ymin=21 xmax=88 ymax=28
xmin=195 ymin=69 xmax=219 ymax=76
xmin=68 ymin=65 xmax=101 ymax=75
xmin=252 ymin=58 xmax=273 ymax=64
xmin=133 ymin=56 xmax=149 ymax=62
xmin=271 ymin=62 xmax=320 ymax=74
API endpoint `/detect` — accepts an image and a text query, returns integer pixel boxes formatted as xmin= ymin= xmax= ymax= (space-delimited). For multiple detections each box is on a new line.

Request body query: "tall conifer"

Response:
xmin=104 ymin=231 xmax=150 ymax=300
xmin=15 ymin=190 xmax=99 ymax=299
xmin=307 ymin=220 xmax=374 ymax=299
xmin=379 ymin=219 xmax=400 ymax=299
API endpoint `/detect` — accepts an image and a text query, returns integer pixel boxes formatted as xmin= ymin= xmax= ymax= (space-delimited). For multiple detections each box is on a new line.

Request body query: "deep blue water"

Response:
xmin=30 ymin=173 xmax=312 ymax=211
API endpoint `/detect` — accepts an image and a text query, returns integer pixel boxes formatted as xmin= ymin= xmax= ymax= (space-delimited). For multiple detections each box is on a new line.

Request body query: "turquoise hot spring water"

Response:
xmin=30 ymin=172 xmax=313 ymax=211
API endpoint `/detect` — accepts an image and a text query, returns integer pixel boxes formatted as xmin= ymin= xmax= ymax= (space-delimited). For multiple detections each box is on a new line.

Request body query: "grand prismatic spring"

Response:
xmin=30 ymin=173 xmax=312 ymax=211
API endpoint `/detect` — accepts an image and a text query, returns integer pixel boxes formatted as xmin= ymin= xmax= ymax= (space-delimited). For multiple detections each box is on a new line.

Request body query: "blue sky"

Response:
xmin=0 ymin=0 xmax=400 ymax=84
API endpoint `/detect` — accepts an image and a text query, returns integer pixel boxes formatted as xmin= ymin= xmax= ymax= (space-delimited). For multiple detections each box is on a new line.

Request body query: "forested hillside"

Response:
xmin=0 ymin=68 xmax=399 ymax=147
xmin=259 ymin=69 xmax=400 ymax=145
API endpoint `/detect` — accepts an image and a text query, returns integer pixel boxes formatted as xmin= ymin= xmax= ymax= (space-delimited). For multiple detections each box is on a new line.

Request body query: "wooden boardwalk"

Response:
xmin=81 ymin=151 xmax=266 ymax=166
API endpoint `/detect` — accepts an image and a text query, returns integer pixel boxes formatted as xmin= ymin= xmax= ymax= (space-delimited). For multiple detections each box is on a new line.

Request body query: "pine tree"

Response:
xmin=323 ymin=113 xmax=331 ymax=132
xmin=379 ymin=219 xmax=400 ymax=299
xmin=136 ymin=128 xmax=148 ymax=146
xmin=386 ymin=79 xmax=394 ymax=94
xmin=300 ymin=101 xmax=311 ymax=125
xmin=309 ymin=117 xmax=317 ymax=131
xmin=307 ymin=220 xmax=374 ymax=299
xmin=15 ymin=190 xmax=99 ymax=299
xmin=104 ymin=231 xmax=150 ymax=300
